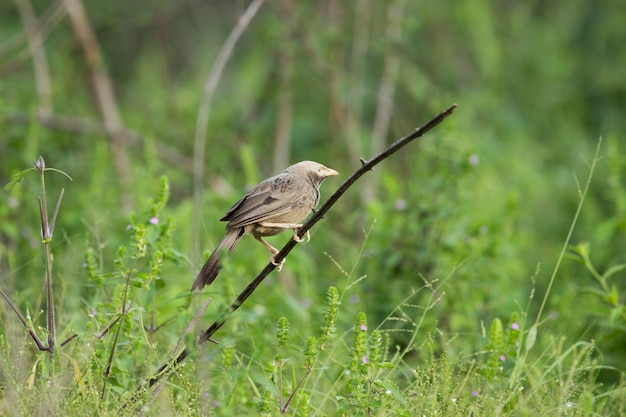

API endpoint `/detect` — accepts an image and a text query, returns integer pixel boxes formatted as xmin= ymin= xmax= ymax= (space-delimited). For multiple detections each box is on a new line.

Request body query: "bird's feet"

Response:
xmin=255 ymin=235 xmax=287 ymax=271
xmin=258 ymin=222 xmax=309 ymax=243
xmin=292 ymin=228 xmax=310 ymax=243
xmin=269 ymin=253 xmax=286 ymax=271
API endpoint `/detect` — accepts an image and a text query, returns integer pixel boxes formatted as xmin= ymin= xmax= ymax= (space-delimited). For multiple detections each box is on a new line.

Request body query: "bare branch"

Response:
xmin=141 ymin=104 xmax=457 ymax=396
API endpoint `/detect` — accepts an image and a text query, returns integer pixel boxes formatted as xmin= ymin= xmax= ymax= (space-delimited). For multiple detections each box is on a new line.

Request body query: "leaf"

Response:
xmin=604 ymin=285 xmax=620 ymax=306
xmin=603 ymin=263 xmax=626 ymax=281
xmin=44 ymin=167 xmax=73 ymax=182
xmin=375 ymin=380 xmax=407 ymax=405
xmin=27 ymin=355 xmax=43 ymax=389
xmin=155 ymin=277 xmax=166 ymax=289
xmin=62 ymin=352 xmax=86 ymax=394
xmin=3 ymin=168 xmax=35 ymax=190
xmin=526 ymin=325 xmax=537 ymax=352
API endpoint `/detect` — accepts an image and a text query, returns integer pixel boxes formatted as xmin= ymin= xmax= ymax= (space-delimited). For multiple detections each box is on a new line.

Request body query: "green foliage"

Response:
xmin=2 ymin=0 xmax=626 ymax=415
xmin=319 ymin=286 xmax=340 ymax=349
xmin=568 ymin=242 xmax=626 ymax=325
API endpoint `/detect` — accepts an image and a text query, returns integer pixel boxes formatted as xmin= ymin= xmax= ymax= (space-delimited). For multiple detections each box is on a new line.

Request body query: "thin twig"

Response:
xmin=0 ymin=158 xmax=75 ymax=355
xmin=95 ymin=315 xmax=122 ymax=340
xmin=44 ymin=238 xmax=55 ymax=353
xmin=36 ymin=158 xmax=57 ymax=355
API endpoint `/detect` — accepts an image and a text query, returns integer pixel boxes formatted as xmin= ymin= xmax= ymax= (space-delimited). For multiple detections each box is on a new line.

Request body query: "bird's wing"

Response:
xmin=221 ymin=175 xmax=302 ymax=229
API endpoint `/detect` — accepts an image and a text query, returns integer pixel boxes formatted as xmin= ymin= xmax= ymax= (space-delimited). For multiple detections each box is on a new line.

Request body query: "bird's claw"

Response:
xmin=293 ymin=229 xmax=310 ymax=243
xmin=270 ymin=255 xmax=286 ymax=271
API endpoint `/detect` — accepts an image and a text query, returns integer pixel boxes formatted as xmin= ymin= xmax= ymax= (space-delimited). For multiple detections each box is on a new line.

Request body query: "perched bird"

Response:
xmin=191 ymin=161 xmax=339 ymax=291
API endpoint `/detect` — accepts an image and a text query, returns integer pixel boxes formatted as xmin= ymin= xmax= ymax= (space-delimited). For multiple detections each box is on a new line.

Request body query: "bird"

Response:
xmin=191 ymin=161 xmax=339 ymax=291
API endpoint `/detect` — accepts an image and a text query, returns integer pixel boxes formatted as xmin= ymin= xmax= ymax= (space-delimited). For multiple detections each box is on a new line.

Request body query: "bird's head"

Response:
xmin=288 ymin=161 xmax=339 ymax=184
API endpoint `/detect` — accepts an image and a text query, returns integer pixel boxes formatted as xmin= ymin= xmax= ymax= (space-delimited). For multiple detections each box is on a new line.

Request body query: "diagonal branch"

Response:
xmin=143 ymin=103 xmax=457 ymax=392
xmin=199 ymin=103 xmax=457 ymax=343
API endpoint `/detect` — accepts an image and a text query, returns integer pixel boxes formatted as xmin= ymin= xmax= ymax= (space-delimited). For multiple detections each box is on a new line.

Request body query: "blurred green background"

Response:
xmin=1 ymin=0 xmax=625 ymax=385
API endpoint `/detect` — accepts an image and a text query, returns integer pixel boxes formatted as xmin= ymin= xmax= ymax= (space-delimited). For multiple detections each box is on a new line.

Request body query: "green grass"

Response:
xmin=2 ymin=1 xmax=626 ymax=415
xmin=1 ymin=146 xmax=625 ymax=416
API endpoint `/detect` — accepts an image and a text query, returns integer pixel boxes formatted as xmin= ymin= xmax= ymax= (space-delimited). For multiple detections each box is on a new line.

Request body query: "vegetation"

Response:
xmin=1 ymin=1 xmax=625 ymax=415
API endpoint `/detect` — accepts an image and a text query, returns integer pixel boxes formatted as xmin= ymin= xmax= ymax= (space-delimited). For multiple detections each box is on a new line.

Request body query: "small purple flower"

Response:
xmin=126 ymin=224 xmax=132 ymax=231
xmin=511 ymin=322 xmax=520 ymax=331
xmin=361 ymin=356 xmax=368 ymax=364
xmin=149 ymin=216 xmax=159 ymax=225
xmin=468 ymin=154 xmax=480 ymax=166
xmin=360 ymin=324 xmax=367 ymax=331
xmin=394 ymin=199 xmax=407 ymax=211
xmin=500 ymin=354 xmax=506 ymax=362
xmin=471 ymin=390 xmax=478 ymax=397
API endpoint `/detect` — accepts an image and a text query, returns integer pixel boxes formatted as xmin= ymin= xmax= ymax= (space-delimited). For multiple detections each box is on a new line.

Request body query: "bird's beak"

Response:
xmin=324 ymin=167 xmax=339 ymax=177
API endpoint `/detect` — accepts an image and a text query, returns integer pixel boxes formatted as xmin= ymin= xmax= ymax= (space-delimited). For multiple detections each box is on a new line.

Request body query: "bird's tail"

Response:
xmin=191 ymin=228 xmax=244 ymax=291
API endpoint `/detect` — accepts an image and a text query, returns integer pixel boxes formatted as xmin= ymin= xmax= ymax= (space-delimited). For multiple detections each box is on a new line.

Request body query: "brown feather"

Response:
xmin=192 ymin=161 xmax=338 ymax=291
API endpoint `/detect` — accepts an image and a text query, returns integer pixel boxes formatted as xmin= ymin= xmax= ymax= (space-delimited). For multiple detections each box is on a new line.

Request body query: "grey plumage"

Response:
xmin=191 ymin=161 xmax=339 ymax=291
